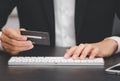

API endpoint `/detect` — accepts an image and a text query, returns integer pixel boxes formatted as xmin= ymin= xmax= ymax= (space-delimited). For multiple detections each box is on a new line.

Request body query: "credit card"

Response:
xmin=21 ymin=30 xmax=50 ymax=46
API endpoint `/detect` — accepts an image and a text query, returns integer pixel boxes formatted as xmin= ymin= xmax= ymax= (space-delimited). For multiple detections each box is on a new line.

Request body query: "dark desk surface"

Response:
xmin=0 ymin=46 xmax=120 ymax=81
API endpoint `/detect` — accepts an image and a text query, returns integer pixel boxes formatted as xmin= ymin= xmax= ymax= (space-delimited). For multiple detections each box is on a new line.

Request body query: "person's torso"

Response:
xmin=16 ymin=0 xmax=115 ymax=46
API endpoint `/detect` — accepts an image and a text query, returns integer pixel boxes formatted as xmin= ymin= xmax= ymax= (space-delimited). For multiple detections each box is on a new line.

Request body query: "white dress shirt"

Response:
xmin=54 ymin=0 xmax=76 ymax=47
xmin=0 ymin=0 xmax=120 ymax=53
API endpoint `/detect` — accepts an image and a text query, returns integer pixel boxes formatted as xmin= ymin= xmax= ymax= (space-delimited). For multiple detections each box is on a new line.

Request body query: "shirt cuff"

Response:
xmin=0 ymin=32 xmax=4 ymax=51
xmin=106 ymin=36 xmax=120 ymax=53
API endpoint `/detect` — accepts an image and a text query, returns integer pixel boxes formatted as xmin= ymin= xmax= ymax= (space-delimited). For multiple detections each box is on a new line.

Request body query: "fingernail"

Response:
xmin=89 ymin=57 xmax=94 ymax=60
xmin=30 ymin=45 xmax=34 ymax=49
xmin=72 ymin=57 xmax=76 ymax=60
xmin=64 ymin=53 xmax=69 ymax=59
xmin=73 ymin=55 xmax=78 ymax=60
xmin=80 ymin=56 xmax=85 ymax=60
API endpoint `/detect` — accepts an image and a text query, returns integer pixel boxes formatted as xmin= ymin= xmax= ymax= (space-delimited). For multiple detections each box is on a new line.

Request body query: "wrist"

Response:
xmin=104 ymin=38 xmax=118 ymax=53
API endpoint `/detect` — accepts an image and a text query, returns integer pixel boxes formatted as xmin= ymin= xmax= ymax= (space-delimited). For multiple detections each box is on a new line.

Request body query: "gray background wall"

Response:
xmin=112 ymin=14 xmax=120 ymax=35
xmin=4 ymin=8 xmax=19 ymax=28
xmin=4 ymin=8 xmax=120 ymax=35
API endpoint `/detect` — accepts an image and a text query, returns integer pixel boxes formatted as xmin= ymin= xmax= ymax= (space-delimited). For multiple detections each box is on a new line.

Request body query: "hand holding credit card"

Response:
xmin=21 ymin=30 xmax=50 ymax=46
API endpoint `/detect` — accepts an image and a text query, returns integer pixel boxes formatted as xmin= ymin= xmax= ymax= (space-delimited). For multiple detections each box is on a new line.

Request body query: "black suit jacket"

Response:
xmin=0 ymin=0 xmax=120 ymax=46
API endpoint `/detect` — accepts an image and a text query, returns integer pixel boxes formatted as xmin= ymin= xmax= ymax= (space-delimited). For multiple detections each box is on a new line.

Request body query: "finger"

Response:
xmin=64 ymin=46 xmax=77 ymax=59
xmin=14 ymin=45 xmax=34 ymax=52
xmin=2 ymin=42 xmax=34 ymax=55
xmin=2 ymin=28 xmax=27 ymax=41
xmin=89 ymin=48 xmax=100 ymax=59
xmin=80 ymin=44 xmax=93 ymax=60
xmin=65 ymin=49 xmax=69 ymax=52
xmin=72 ymin=44 xmax=85 ymax=60
xmin=2 ymin=42 xmax=20 ymax=55
xmin=1 ymin=34 xmax=33 ymax=47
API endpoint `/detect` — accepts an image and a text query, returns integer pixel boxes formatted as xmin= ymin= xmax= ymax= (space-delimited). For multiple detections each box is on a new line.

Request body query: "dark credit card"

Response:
xmin=21 ymin=30 xmax=50 ymax=46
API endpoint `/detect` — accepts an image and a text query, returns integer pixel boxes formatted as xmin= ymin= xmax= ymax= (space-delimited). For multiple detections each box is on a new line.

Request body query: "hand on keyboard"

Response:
xmin=64 ymin=39 xmax=118 ymax=60
xmin=8 ymin=57 xmax=104 ymax=66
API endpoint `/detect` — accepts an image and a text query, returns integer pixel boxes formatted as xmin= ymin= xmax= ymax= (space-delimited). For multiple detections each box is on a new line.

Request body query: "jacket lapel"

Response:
xmin=42 ymin=0 xmax=55 ymax=46
xmin=42 ymin=0 xmax=55 ymax=28
xmin=75 ymin=0 xmax=88 ymax=45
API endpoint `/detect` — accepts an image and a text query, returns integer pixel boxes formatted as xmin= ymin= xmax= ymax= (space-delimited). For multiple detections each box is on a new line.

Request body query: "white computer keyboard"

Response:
xmin=8 ymin=57 xmax=104 ymax=66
